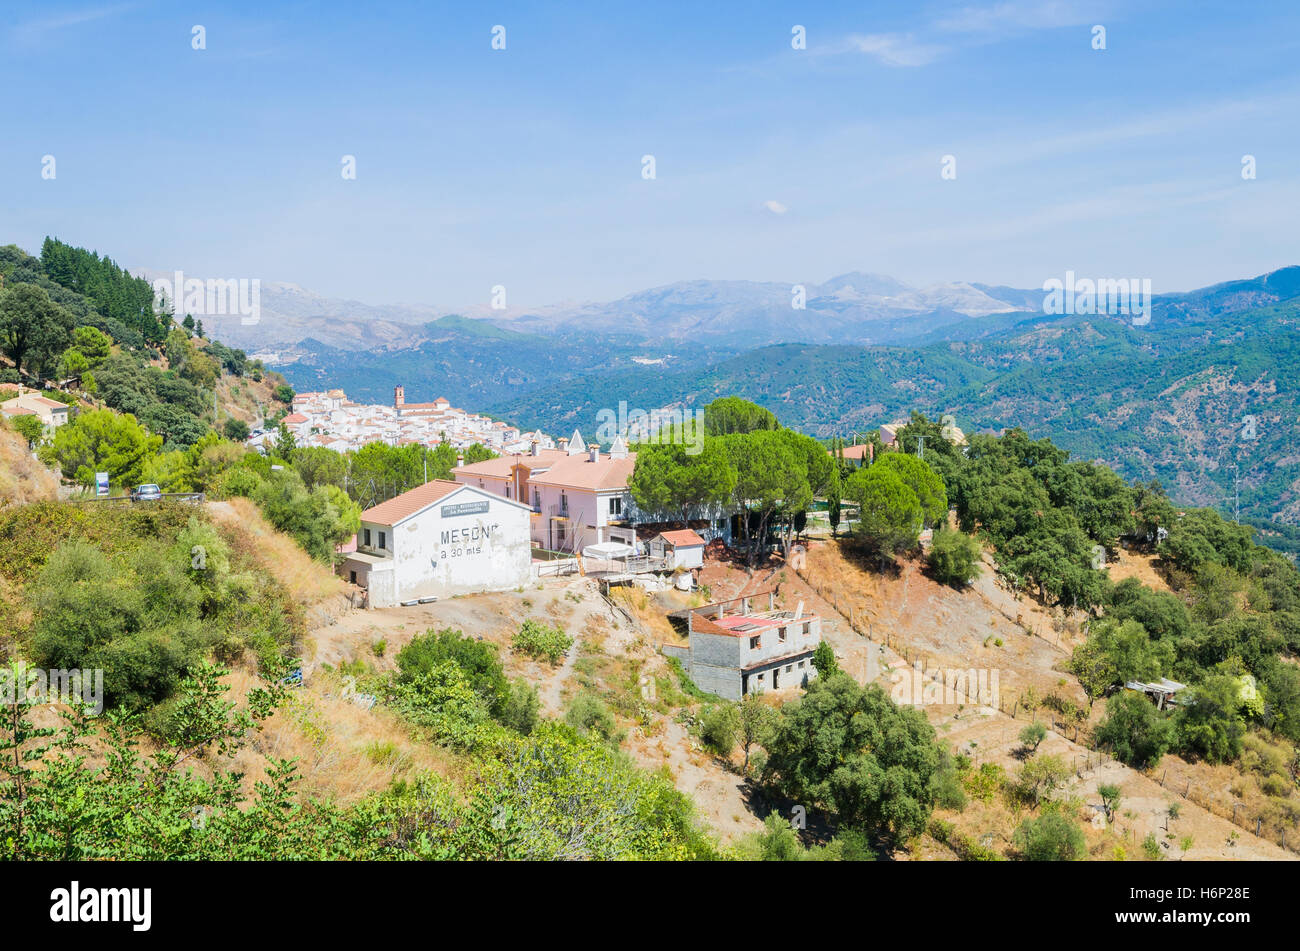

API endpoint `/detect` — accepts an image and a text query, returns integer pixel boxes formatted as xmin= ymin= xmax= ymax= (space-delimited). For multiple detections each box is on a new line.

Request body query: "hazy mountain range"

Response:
xmin=130 ymin=268 xmax=1025 ymax=354
xmin=132 ymin=261 xmax=1300 ymax=538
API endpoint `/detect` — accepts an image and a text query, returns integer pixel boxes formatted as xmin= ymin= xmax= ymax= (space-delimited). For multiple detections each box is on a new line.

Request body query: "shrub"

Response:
xmin=500 ymin=679 xmax=540 ymax=735
xmin=1095 ymin=690 xmax=1174 ymax=768
xmin=1013 ymin=809 xmax=1086 ymax=861
xmin=928 ymin=525 xmax=982 ymax=587
xmin=512 ymin=620 xmax=573 ymax=665
xmin=1019 ymin=721 xmax=1047 ymax=752
xmin=811 ymin=640 xmax=840 ymax=678
xmin=564 ymin=691 xmax=623 ymax=744
xmin=1142 ymin=831 xmax=1163 ymax=860
xmin=397 ymin=627 xmax=508 ymax=714
xmin=389 ymin=661 xmax=493 ymax=750
xmin=699 ymin=704 xmax=739 ymax=756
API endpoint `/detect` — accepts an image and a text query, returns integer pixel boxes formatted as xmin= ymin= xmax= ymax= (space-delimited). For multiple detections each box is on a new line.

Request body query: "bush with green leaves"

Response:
xmin=499 ymin=678 xmax=540 ymax=735
xmin=511 ymin=619 xmax=573 ymax=665
xmin=1175 ymin=673 xmax=1247 ymax=763
xmin=12 ymin=504 xmax=298 ymax=710
xmin=1012 ymin=808 xmax=1086 ymax=861
xmin=811 ymin=640 xmax=840 ymax=678
xmin=844 ymin=463 xmax=924 ymax=563
xmin=762 ymin=674 xmax=942 ymax=840
xmin=1095 ymin=690 xmax=1174 ymax=768
xmin=698 ymin=703 xmax=739 ymax=756
xmin=388 ymin=660 xmax=494 ymax=750
xmin=1019 ymin=721 xmax=1047 ymax=753
xmin=40 ymin=407 xmax=163 ymax=488
xmin=396 ymin=627 xmax=509 ymax=716
xmin=564 ymin=691 xmax=624 ymax=745
xmin=250 ymin=469 xmax=361 ymax=560
xmin=928 ymin=525 xmax=983 ymax=587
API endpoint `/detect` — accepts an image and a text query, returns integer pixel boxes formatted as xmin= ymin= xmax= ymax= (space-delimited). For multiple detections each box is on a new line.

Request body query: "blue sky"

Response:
xmin=4 ymin=0 xmax=1300 ymax=310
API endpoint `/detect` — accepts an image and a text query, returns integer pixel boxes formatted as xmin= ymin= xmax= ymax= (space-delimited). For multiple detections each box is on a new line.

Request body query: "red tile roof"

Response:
xmin=283 ymin=413 xmax=308 ymax=424
xmin=836 ymin=443 xmax=872 ymax=461
xmin=656 ymin=528 xmax=705 ymax=547
xmin=454 ymin=449 xmax=567 ymax=480
xmin=361 ymin=479 xmax=462 ymax=526
xmin=528 ymin=452 xmax=637 ymax=491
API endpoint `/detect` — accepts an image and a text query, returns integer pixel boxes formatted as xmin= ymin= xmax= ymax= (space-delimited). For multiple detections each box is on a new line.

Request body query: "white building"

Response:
xmin=1 ymin=387 xmax=70 ymax=431
xmin=339 ymin=479 xmax=532 ymax=607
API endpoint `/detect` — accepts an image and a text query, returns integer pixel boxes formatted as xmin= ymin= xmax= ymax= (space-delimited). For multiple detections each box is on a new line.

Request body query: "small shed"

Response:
xmin=1124 ymin=677 xmax=1186 ymax=710
xmin=649 ymin=529 xmax=706 ymax=570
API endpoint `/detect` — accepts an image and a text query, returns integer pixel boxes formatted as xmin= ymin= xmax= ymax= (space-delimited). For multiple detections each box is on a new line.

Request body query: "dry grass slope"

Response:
xmin=0 ymin=422 xmax=59 ymax=507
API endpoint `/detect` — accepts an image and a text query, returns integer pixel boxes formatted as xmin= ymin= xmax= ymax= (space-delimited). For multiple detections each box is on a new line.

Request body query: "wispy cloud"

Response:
xmin=830 ymin=1 xmax=1108 ymax=67
xmin=845 ymin=33 xmax=946 ymax=67
xmin=936 ymin=0 xmax=1100 ymax=35
xmin=11 ymin=3 xmax=134 ymax=45
xmin=762 ymin=200 xmax=789 ymax=215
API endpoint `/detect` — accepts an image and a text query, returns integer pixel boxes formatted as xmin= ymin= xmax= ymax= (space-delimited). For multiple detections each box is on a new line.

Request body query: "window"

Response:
xmin=609 ymin=496 xmax=622 ymax=516
xmin=378 ymin=531 xmax=387 ymax=549
xmin=797 ymin=660 xmax=805 ymax=669
xmin=778 ymin=627 xmax=787 ymax=643
xmin=749 ymin=636 xmax=761 ymax=650
xmin=364 ymin=528 xmax=372 ymax=546
xmin=349 ymin=570 xmax=357 ymax=584
xmin=802 ymin=622 xmax=812 ymax=636
xmin=506 ymin=486 xmax=512 ymax=499
xmin=785 ymin=665 xmax=793 ymax=674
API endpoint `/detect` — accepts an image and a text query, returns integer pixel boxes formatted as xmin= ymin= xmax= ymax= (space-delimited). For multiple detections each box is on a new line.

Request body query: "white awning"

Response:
xmin=584 ymin=542 xmax=635 ymax=559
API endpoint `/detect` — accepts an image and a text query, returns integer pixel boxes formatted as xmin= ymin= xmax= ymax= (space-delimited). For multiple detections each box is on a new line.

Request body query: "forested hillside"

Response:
xmin=492 ymin=294 xmax=1300 ymax=542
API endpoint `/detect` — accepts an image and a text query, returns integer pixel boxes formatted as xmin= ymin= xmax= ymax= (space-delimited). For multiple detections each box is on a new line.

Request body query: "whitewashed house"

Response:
xmin=339 ymin=479 xmax=532 ymax=607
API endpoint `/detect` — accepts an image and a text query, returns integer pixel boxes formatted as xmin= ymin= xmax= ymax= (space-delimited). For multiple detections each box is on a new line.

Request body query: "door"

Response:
xmin=772 ymin=667 xmax=780 ymax=689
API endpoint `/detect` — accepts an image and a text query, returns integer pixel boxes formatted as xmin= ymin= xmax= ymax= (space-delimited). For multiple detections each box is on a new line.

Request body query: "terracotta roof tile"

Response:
xmin=527 ymin=452 xmax=637 ymax=491
xmin=361 ymin=479 xmax=461 ymax=526
xmin=656 ymin=529 xmax=705 ymax=547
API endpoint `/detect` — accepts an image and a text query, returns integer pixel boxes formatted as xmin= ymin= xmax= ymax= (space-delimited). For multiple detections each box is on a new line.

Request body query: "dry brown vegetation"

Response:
xmin=0 ymin=422 xmax=59 ymax=506
xmin=208 ymin=497 xmax=348 ymax=610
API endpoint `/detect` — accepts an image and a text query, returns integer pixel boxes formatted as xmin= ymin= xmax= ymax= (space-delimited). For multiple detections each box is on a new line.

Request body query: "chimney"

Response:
xmin=589 ymin=446 xmax=599 ymax=463
xmin=530 ymin=440 xmax=539 ymax=456
xmin=456 ymin=453 xmax=464 ymax=468
xmin=559 ymin=436 xmax=569 ymax=452
xmin=394 ymin=384 xmax=404 ymax=408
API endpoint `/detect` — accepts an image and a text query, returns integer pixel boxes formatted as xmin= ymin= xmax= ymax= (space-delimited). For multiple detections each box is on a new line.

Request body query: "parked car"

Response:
xmin=130 ymin=483 xmax=162 ymax=502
